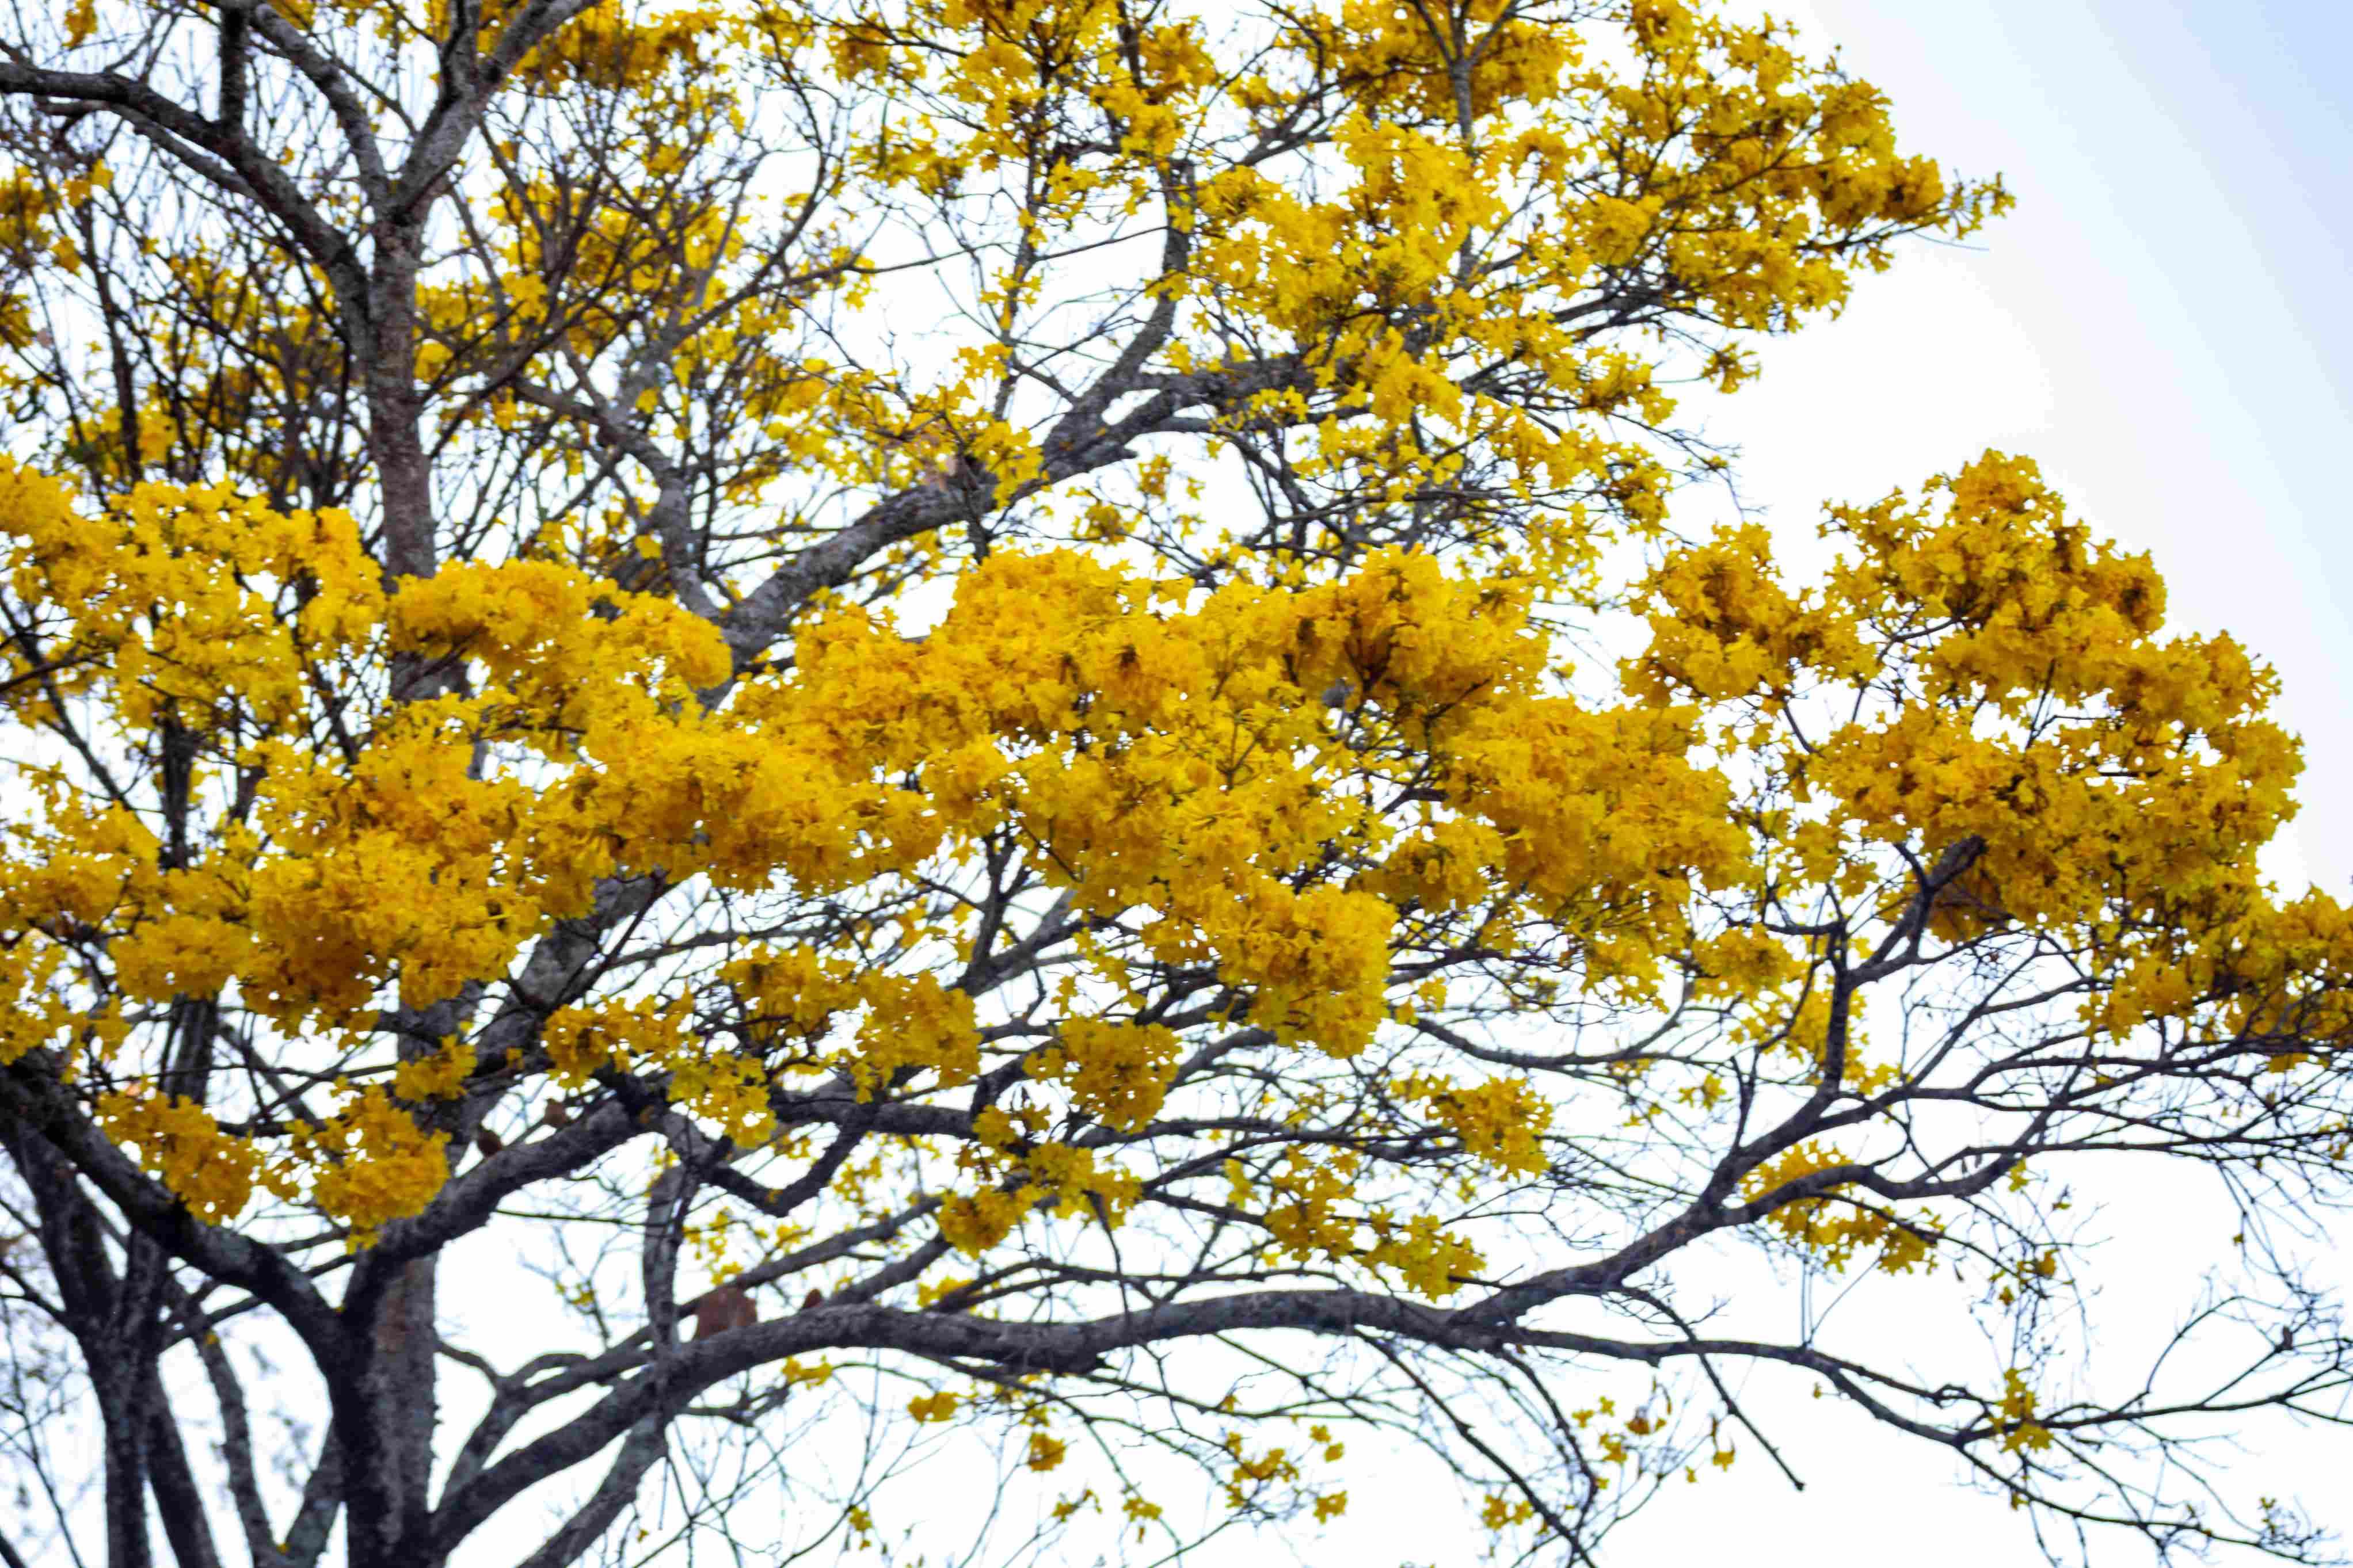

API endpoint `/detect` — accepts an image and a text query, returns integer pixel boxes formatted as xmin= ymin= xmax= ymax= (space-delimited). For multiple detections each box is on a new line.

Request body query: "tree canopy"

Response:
xmin=1 ymin=2 xmax=2347 ymax=1565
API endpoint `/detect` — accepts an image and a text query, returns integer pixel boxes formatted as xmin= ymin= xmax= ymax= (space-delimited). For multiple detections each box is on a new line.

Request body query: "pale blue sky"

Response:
xmin=2129 ymin=0 xmax=2352 ymax=421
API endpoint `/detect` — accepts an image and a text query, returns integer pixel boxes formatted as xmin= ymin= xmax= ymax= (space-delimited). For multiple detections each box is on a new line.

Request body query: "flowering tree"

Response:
xmin=1 ymin=2 xmax=2347 ymax=1565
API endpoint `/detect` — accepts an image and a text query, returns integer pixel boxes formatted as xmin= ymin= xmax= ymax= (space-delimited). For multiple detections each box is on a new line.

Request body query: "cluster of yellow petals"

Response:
xmin=5 ymin=435 xmax=2344 ymax=1261
xmin=96 ymin=1081 xmax=449 ymax=1244
xmin=5 ymin=372 xmax=2347 ymax=1306
xmin=7 ymin=1 xmax=2344 ymax=1333
xmin=1635 ymin=453 xmax=2301 ymax=936
xmin=1738 ymin=1139 xmax=1937 ymax=1274
xmin=1395 ymin=1074 xmax=1555 ymax=1176
xmin=96 ymin=1092 xmax=266 ymax=1226
xmin=0 ymin=446 xmax=1741 ymax=1247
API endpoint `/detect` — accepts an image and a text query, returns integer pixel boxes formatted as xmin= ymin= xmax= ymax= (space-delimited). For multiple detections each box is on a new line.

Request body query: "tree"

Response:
xmin=0 ymin=1 xmax=2346 ymax=1564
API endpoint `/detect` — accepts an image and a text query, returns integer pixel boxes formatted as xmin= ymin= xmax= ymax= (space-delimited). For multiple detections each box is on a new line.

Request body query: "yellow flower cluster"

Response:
xmin=1994 ymin=1369 xmax=2055 ymax=1454
xmin=1638 ymin=452 xmax=2302 ymax=941
xmin=96 ymin=1092 xmax=264 ymax=1225
xmin=1739 ymin=1140 xmax=1938 ymax=1274
xmin=294 ymin=1088 xmax=453 ymax=1244
xmin=1026 ymin=1019 xmax=1182 ymax=1133
xmin=7 ymin=413 xmax=2346 ymax=1275
xmin=1 ymin=461 xmax=383 ymax=736
xmin=1398 ymin=1075 xmax=1555 ymax=1176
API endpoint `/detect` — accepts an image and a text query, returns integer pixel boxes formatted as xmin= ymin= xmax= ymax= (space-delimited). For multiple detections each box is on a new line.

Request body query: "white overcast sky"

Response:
xmin=1311 ymin=3 xmax=2353 ymax=1563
